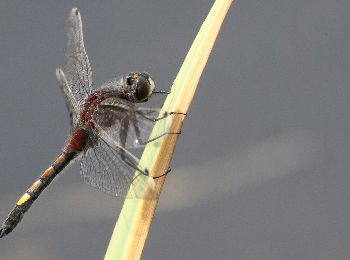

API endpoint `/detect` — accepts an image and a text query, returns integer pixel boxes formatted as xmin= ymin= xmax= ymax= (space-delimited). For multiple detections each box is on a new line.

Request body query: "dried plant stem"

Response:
xmin=105 ymin=0 xmax=234 ymax=259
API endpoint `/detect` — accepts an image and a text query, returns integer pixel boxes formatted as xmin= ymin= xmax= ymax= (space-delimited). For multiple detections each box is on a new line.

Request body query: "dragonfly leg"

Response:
xmin=152 ymin=167 xmax=171 ymax=179
xmin=138 ymin=131 xmax=181 ymax=146
xmin=131 ymin=112 xmax=182 ymax=146
xmin=154 ymin=111 xmax=187 ymax=122
xmin=131 ymin=167 xmax=171 ymax=185
xmin=119 ymin=148 xmax=147 ymax=176
xmin=132 ymin=110 xmax=185 ymax=145
xmin=136 ymin=110 xmax=186 ymax=123
xmin=169 ymin=111 xmax=187 ymax=116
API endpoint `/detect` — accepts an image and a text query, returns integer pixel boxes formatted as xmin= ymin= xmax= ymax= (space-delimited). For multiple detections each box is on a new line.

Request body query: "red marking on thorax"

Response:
xmin=65 ymin=129 xmax=88 ymax=152
xmin=81 ymin=92 xmax=104 ymax=128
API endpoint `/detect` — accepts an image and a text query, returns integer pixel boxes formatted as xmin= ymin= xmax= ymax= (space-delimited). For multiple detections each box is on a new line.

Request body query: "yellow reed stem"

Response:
xmin=105 ymin=0 xmax=234 ymax=259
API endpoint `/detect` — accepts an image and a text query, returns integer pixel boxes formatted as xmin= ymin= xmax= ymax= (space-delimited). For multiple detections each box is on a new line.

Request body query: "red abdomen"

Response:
xmin=65 ymin=129 xmax=88 ymax=152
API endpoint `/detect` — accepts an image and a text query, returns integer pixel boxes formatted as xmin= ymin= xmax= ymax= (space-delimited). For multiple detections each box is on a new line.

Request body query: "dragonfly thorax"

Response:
xmin=80 ymin=91 xmax=105 ymax=128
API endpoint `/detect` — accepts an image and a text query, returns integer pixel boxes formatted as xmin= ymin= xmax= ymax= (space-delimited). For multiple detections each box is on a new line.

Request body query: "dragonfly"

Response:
xmin=0 ymin=8 xmax=184 ymax=238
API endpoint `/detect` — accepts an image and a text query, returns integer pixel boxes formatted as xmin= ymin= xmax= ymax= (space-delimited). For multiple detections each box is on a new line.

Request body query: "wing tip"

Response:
xmin=55 ymin=67 xmax=67 ymax=84
xmin=71 ymin=7 xmax=80 ymax=16
xmin=68 ymin=8 xmax=82 ymax=25
xmin=55 ymin=67 xmax=62 ymax=76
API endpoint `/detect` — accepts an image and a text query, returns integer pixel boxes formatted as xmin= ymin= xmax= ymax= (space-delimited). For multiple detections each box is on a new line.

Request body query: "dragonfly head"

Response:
xmin=126 ymin=72 xmax=155 ymax=103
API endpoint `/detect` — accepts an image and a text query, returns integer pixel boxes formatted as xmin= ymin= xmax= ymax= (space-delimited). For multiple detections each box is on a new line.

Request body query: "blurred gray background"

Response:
xmin=0 ymin=0 xmax=350 ymax=259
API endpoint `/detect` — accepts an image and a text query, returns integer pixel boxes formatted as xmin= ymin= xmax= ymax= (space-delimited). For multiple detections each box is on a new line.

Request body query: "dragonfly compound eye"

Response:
xmin=127 ymin=72 xmax=155 ymax=102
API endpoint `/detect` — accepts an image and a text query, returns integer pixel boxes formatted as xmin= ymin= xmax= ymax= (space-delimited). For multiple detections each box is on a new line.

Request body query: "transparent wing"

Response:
xmin=130 ymin=107 xmax=171 ymax=147
xmin=55 ymin=68 xmax=80 ymax=129
xmin=80 ymin=129 xmax=158 ymax=199
xmin=95 ymin=98 xmax=171 ymax=149
xmin=63 ymin=8 xmax=92 ymax=103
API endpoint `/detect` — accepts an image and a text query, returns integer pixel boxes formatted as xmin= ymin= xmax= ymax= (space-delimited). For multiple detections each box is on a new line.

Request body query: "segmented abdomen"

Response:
xmin=0 ymin=129 xmax=88 ymax=238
